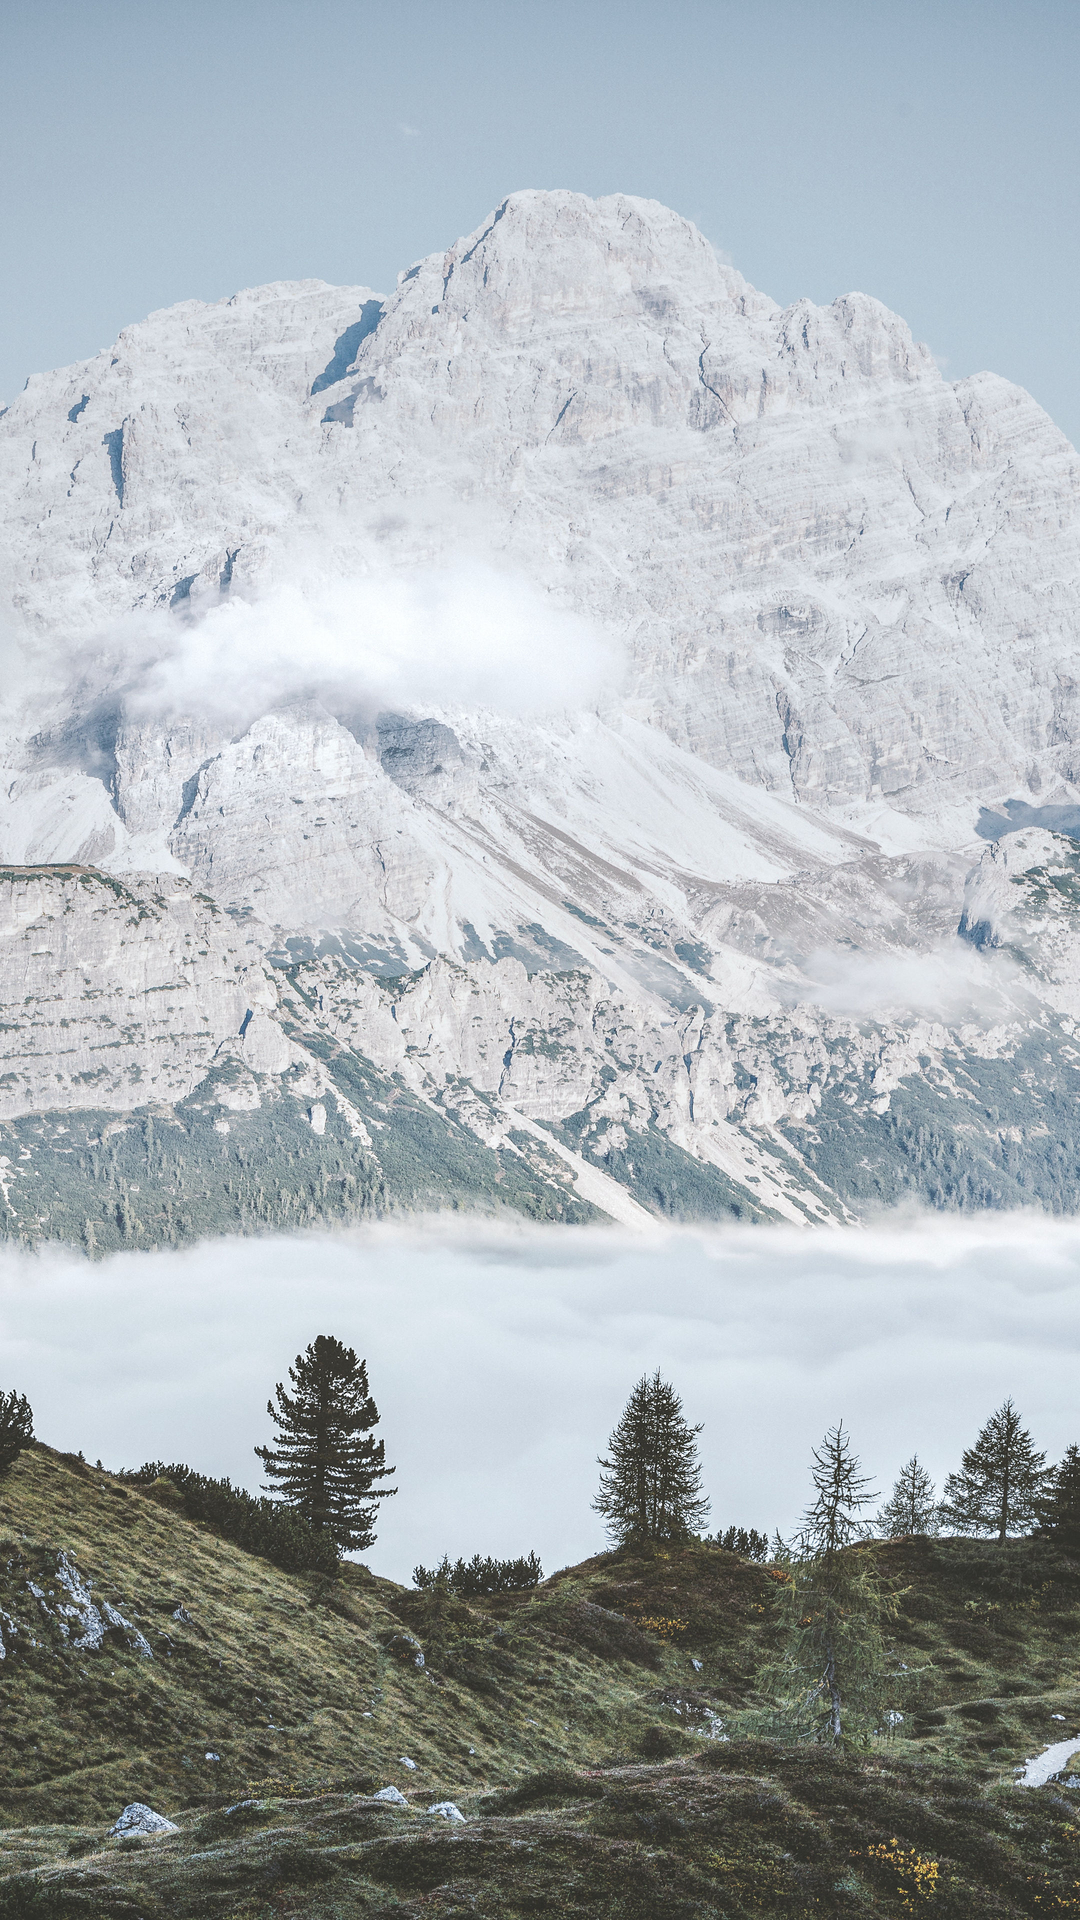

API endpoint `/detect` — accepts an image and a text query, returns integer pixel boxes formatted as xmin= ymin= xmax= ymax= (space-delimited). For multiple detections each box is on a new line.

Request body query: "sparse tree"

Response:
xmin=1038 ymin=1444 xmax=1080 ymax=1552
xmin=593 ymin=1371 xmax=709 ymax=1546
xmin=940 ymin=1399 xmax=1047 ymax=1543
xmin=255 ymin=1335 xmax=395 ymax=1554
xmin=799 ymin=1422 xmax=877 ymax=1557
xmin=0 ymin=1389 xmax=33 ymax=1475
xmin=877 ymin=1456 xmax=940 ymax=1538
xmin=766 ymin=1424 xmax=896 ymax=1746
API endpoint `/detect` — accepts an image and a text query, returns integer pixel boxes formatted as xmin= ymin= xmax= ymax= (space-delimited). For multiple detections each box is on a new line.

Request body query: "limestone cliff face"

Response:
xmin=2 ymin=191 xmax=1080 ymax=1238
xmin=0 ymin=869 xmax=276 ymax=1118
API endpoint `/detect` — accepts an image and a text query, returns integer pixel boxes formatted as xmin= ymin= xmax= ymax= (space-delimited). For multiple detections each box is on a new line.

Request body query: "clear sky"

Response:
xmin=2 ymin=0 xmax=1079 ymax=439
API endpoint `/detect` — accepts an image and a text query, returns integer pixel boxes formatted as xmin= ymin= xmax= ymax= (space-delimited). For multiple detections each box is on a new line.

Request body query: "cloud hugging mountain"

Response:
xmin=2 ymin=188 xmax=1080 ymax=1244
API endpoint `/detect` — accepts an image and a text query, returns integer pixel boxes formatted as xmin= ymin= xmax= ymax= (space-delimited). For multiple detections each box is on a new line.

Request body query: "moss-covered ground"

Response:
xmin=4 ymin=1448 xmax=1080 ymax=1913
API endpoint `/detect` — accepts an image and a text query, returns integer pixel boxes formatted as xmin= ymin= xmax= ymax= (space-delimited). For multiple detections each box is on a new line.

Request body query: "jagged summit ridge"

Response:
xmin=3 ymin=187 xmax=1078 ymax=820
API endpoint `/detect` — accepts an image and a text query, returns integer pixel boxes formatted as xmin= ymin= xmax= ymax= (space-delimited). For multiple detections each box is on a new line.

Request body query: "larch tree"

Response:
xmin=255 ymin=1335 xmax=395 ymax=1554
xmin=593 ymin=1371 xmax=710 ymax=1546
xmin=1038 ymin=1443 xmax=1080 ymax=1552
xmin=0 ymin=1389 xmax=33 ymax=1475
xmin=940 ymin=1399 xmax=1047 ymax=1543
xmin=767 ymin=1424 xmax=899 ymax=1747
xmin=877 ymin=1456 xmax=940 ymax=1538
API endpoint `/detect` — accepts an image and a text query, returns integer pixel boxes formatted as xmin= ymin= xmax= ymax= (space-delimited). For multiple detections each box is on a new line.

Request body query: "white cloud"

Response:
xmin=791 ymin=937 xmax=1025 ymax=1021
xmin=1 ymin=1210 xmax=1076 ymax=1584
xmin=76 ymin=564 xmax=624 ymax=732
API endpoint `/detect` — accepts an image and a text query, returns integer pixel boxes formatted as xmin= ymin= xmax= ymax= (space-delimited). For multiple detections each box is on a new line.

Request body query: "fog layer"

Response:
xmin=0 ymin=1212 xmax=1076 ymax=1585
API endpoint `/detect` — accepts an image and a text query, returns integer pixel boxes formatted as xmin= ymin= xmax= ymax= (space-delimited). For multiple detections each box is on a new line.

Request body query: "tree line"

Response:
xmin=2 ymin=1351 xmax=1078 ymax=1614
xmin=592 ymin=1371 xmax=1080 ymax=1551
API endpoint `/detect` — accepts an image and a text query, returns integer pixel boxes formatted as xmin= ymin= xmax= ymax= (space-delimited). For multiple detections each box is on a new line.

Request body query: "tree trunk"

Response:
xmin=824 ymin=1634 xmax=842 ymax=1744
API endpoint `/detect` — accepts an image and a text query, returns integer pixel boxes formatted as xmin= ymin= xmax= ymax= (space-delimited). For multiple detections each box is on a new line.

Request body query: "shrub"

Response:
xmin=413 ymin=1550 xmax=542 ymax=1596
xmin=707 ymin=1526 xmax=769 ymax=1561
xmin=121 ymin=1461 xmax=338 ymax=1575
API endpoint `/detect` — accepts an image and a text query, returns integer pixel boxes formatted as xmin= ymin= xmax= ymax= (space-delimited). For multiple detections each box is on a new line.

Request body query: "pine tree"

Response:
xmin=940 ymin=1399 xmax=1047 ymax=1542
xmin=1038 ymin=1443 xmax=1080 ymax=1551
xmin=877 ymin=1456 xmax=939 ymax=1538
xmin=255 ymin=1336 xmax=395 ymax=1553
xmin=0 ymin=1389 xmax=33 ymax=1475
xmin=593 ymin=1371 xmax=709 ymax=1546
xmin=766 ymin=1424 xmax=895 ymax=1746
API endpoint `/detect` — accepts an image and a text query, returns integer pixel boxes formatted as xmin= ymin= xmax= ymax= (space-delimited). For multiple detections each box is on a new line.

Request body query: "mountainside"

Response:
xmin=3 ymin=190 xmax=1080 ymax=1237
xmin=4 ymin=1445 xmax=1080 ymax=1916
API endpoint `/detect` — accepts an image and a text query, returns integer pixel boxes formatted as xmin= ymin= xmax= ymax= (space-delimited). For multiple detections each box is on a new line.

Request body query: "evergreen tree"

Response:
xmin=0 ymin=1389 xmax=33 ymax=1475
xmin=1038 ymin=1443 xmax=1080 ymax=1552
xmin=593 ymin=1371 xmax=709 ymax=1546
xmin=799 ymin=1423 xmax=876 ymax=1556
xmin=255 ymin=1335 xmax=395 ymax=1553
xmin=940 ymin=1399 xmax=1047 ymax=1542
xmin=766 ymin=1424 xmax=895 ymax=1746
xmin=877 ymin=1456 xmax=940 ymax=1538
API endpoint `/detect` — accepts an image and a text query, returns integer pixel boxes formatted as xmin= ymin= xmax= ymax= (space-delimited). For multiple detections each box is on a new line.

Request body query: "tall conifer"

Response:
xmin=940 ymin=1399 xmax=1046 ymax=1542
xmin=593 ymin=1371 xmax=709 ymax=1545
xmin=766 ymin=1424 xmax=897 ymax=1746
xmin=255 ymin=1335 xmax=395 ymax=1553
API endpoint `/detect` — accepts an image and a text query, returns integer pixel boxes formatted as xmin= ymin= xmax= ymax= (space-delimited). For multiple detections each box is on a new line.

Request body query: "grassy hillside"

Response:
xmin=3 ymin=1446 xmax=1080 ymax=1914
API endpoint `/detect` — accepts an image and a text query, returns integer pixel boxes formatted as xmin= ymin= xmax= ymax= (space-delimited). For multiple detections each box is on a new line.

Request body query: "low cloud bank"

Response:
xmin=1 ymin=1211 xmax=1077 ymax=1585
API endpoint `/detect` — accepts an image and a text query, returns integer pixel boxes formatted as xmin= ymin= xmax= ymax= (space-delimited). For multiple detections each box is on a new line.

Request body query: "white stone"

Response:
xmin=110 ymin=1803 xmax=179 ymax=1835
xmin=428 ymin=1801 xmax=465 ymax=1821
xmin=373 ymin=1785 xmax=408 ymax=1804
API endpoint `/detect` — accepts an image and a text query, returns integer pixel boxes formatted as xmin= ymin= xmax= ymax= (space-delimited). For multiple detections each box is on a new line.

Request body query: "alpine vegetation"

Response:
xmin=121 ymin=1461 xmax=338 ymax=1575
xmin=412 ymin=1551 xmax=543 ymax=1596
xmin=593 ymin=1370 xmax=710 ymax=1546
xmin=767 ymin=1425 xmax=899 ymax=1747
xmin=0 ymin=1388 xmax=34 ymax=1475
xmin=254 ymin=1335 xmax=395 ymax=1552
xmin=1038 ymin=1443 xmax=1080 ymax=1551
xmin=707 ymin=1526 xmax=770 ymax=1561
xmin=940 ymin=1399 xmax=1048 ymax=1542
xmin=877 ymin=1456 xmax=940 ymax=1538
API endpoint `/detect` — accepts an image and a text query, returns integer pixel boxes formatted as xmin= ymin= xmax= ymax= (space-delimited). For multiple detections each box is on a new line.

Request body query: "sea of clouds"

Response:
xmin=1 ymin=1210 xmax=1076 ymax=1586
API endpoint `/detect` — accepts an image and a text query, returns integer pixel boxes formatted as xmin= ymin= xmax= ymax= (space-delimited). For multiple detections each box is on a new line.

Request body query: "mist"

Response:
xmin=1 ymin=1211 xmax=1077 ymax=1586
xmin=0 ymin=561 xmax=623 ymax=747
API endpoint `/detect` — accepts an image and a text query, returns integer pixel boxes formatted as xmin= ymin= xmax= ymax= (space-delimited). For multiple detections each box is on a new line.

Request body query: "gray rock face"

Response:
xmin=2 ymin=190 xmax=1080 ymax=1232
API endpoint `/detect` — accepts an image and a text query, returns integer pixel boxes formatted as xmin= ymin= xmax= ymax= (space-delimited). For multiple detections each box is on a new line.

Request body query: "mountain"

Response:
xmin=3 ymin=190 xmax=1080 ymax=1242
xmin=3 ymin=1444 xmax=1080 ymax=1916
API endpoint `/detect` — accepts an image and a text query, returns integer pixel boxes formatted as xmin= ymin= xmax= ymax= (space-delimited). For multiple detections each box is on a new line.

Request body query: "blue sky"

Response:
xmin=2 ymin=0 xmax=1079 ymax=442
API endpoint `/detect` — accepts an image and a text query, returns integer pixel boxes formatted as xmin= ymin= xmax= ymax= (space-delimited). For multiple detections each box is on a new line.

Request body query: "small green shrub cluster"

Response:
xmin=707 ymin=1526 xmax=769 ymax=1560
xmin=121 ymin=1460 xmax=339 ymax=1575
xmin=413 ymin=1549 xmax=542 ymax=1595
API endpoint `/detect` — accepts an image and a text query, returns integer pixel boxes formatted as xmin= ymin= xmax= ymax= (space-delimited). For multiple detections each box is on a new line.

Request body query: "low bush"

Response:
xmin=705 ymin=1526 xmax=769 ymax=1561
xmin=413 ymin=1549 xmax=542 ymax=1595
xmin=121 ymin=1461 xmax=339 ymax=1575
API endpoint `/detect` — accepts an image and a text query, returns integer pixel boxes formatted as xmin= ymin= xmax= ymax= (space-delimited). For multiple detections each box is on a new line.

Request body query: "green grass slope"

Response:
xmin=4 ymin=1447 xmax=1080 ymax=1914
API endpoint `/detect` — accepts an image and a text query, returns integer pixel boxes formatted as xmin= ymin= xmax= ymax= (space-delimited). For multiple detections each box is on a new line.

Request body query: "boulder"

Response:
xmin=110 ymin=1803 xmax=179 ymax=1836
